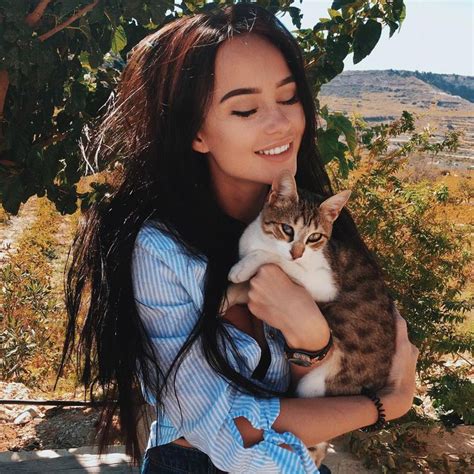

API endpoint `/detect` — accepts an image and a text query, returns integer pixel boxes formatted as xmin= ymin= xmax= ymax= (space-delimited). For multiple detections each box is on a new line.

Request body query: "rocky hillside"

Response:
xmin=319 ymin=70 xmax=474 ymax=169
xmin=395 ymin=70 xmax=474 ymax=103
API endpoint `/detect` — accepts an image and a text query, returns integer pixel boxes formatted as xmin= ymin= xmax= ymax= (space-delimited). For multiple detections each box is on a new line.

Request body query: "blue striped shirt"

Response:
xmin=131 ymin=219 xmax=318 ymax=473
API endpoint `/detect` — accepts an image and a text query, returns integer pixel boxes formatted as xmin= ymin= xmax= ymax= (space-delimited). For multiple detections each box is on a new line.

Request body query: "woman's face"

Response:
xmin=192 ymin=33 xmax=306 ymax=197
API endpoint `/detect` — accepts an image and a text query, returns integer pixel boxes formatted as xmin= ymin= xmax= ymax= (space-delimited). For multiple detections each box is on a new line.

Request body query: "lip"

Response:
xmin=255 ymin=141 xmax=294 ymax=162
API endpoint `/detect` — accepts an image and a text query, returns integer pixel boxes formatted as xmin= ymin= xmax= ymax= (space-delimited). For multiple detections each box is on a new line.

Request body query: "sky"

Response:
xmin=279 ymin=0 xmax=473 ymax=76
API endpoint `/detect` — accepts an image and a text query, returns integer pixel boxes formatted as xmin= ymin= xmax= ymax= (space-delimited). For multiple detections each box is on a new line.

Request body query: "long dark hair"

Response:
xmin=57 ymin=3 xmax=372 ymax=465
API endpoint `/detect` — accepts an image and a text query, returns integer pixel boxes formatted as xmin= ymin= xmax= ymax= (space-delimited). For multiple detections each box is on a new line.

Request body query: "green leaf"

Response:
xmin=387 ymin=20 xmax=399 ymax=38
xmin=288 ymin=6 xmax=302 ymax=29
xmin=111 ymin=25 xmax=127 ymax=54
xmin=320 ymin=105 xmax=329 ymax=120
xmin=353 ymin=19 xmax=382 ymax=64
xmin=317 ymin=128 xmax=340 ymax=165
xmin=327 ymin=113 xmax=357 ymax=155
xmin=2 ymin=176 xmax=24 ymax=214
xmin=399 ymin=5 xmax=406 ymax=24
xmin=59 ymin=0 xmax=82 ymax=17
xmin=328 ymin=8 xmax=341 ymax=19
xmin=392 ymin=0 xmax=405 ymax=22
xmin=148 ymin=1 xmax=171 ymax=25
xmin=331 ymin=0 xmax=355 ymax=9
xmin=327 ymin=35 xmax=350 ymax=60
xmin=184 ymin=1 xmax=196 ymax=13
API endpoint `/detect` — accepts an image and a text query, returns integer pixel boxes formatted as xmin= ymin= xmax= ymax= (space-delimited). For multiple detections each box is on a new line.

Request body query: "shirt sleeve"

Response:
xmin=131 ymin=226 xmax=318 ymax=474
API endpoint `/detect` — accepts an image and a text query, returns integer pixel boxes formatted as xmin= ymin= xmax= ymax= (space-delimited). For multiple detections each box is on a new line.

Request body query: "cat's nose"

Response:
xmin=290 ymin=244 xmax=304 ymax=260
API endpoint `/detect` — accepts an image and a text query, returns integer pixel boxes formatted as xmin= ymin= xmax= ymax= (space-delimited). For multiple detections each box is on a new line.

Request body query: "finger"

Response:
xmin=412 ymin=345 xmax=420 ymax=359
xmin=395 ymin=313 xmax=408 ymax=342
xmin=393 ymin=310 xmax=418 ymax=349
xmin=393 ymin=305 xmax=402 ymax=319
xmin=258 ymin=263 xmax=276 ymax=275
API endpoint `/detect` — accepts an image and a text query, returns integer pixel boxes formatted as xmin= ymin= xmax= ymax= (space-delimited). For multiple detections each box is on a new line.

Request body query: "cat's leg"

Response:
xmin=229 ymin=249 xmax=311 ymax=285
xmin=297 ymin=350 xmax=343 ymax=469
xmin=219 ymin=282 xmax=249 ymax=315
xmin=228 ymin=250 xmax=285 ymax=283
xmin=308 ymin=442 xmax=329 ymax=468
xmin=296 ymin=348 xmax=343 ymax=398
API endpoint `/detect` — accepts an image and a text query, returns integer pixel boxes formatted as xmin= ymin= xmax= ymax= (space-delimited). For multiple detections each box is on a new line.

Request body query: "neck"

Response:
xmin=209 ymin=171 xmax=269 ymax=224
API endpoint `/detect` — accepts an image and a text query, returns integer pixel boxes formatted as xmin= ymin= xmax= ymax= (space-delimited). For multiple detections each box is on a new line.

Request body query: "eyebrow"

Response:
xmin=219 ymin=75 xmax=295 ymax=104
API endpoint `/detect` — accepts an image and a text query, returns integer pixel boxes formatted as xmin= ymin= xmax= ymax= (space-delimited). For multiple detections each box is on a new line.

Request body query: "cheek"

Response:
xmin=293 ymin=106 xmax=306 ymax=135
xmin=268 ymin=234 xmax=292 ymax=257
xmin=206 ymin=116 xmax=250 ymax=152
xmin=277 ymin=239 xmax=293 ymax=258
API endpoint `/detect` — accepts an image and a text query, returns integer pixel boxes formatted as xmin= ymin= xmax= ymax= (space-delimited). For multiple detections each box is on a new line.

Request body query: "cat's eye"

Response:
xmin=307 ymin=233 xmax=323 ymax=243
xmin=281 ymin=224 xmax=294 ymax=238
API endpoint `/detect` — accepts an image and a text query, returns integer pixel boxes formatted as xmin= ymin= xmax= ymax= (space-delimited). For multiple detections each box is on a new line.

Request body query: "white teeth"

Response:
xmin=257 ymin=143 xmax=290 ymax=156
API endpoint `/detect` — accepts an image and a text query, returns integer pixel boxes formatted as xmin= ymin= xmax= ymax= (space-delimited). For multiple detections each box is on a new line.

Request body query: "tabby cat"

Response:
xmin=224 ymin=170 xmax=396 ymax=465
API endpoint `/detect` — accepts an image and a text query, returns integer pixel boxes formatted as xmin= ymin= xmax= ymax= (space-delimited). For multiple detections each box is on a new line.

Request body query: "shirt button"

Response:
xmin=268 ymin=331 xmax=275 ymax=339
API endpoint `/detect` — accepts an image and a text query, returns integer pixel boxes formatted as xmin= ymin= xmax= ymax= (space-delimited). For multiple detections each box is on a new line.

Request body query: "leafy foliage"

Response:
xmin=300 ymin=0 xmax=405 ymax=94
xmin=428 ymin=374 xmax=474 ymax=426
xmin=328 ymin=111 xmax=473 ymax=429
xmin=0 ymin=199 xmax=69 ymax=386
xmin=349 ymin=421 xmax=472 ymax=473
xmin=0 ymin=0 xmax=405 ymax=214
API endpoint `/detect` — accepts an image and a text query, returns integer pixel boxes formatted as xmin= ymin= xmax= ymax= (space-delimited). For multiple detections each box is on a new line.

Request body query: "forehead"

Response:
xmin=212 ymin=34 xmax=292 ymax=96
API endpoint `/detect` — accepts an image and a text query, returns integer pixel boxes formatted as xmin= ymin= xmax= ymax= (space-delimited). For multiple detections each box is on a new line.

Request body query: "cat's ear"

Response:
xmin=191 ymin=132 xmax=209 ymax=154
xmin=267 ymin=170 xmax=298 ymax=205
xmin=319 ymin=190 xmax=351 ymax=223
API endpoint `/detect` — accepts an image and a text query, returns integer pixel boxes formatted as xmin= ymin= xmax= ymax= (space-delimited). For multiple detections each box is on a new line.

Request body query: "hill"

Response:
xmin=394 ymin=70 xmax=474 ymax=103
xmin=319 ymin=70 xmax=474 ymax=170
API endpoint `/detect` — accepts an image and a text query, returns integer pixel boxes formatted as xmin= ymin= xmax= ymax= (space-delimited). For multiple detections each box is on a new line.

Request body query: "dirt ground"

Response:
xmin=0 ymin=382 xmax=122 ymax=453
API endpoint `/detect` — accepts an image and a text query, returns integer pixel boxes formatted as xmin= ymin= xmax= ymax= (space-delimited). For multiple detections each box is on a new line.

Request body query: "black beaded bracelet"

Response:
xmin=360 ymin=387 xmax=387 ymax=432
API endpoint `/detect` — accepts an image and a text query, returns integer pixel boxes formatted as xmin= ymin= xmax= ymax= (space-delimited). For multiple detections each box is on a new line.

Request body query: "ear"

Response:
xmin=192 ymin=131 xmax=209 ymax=154
xmin=267 ymin=170 xmax=298 ymax=205
xmin=319 ymin=190 xmax=351 ymax=223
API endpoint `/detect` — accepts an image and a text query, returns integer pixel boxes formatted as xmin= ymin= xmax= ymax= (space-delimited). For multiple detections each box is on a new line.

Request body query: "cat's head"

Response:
xmin=261 ymin=170 xmax=351 ymax=260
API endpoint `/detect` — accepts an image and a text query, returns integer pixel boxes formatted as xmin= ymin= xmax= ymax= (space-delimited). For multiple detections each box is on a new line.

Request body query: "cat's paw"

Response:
xmin=228 ymin=260 xmax=255 ymax=283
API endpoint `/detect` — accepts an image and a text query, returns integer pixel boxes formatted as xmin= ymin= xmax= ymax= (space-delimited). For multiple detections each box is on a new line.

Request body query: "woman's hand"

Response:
xmin=247 ymin=263 xmax=330 ymax=350
xmin=379 ymin=309 xmax=419 ymax=420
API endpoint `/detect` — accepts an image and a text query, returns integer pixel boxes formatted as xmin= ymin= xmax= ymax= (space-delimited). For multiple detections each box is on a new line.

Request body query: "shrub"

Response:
xmin=328 ymin=111 xmax=473 ymax=471
xmin=0 ymin=199 xmax=73 ymax=387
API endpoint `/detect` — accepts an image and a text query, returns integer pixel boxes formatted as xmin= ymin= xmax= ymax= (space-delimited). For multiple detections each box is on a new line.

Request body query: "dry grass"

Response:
xmin=0 ymin=197 xmax=79 ymax=396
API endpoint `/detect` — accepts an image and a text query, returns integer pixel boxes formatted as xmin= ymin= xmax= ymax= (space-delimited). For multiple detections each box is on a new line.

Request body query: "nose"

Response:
xmin=263 ymin=106 xmax=292 ymax=136
xmin=290 ymin=243 xmax=305 ymax=260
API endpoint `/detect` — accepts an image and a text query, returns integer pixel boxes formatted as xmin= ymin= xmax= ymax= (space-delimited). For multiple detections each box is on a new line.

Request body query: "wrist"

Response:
xmin=360 ymin=388 xmax=386 ymax=432
xmin=284 ymin=331 xmax=333 ymax=368
xmin=284 ymin=324 xmax=331 ymax=351
xmin=378 ymin=391 xmax=412 ymax=421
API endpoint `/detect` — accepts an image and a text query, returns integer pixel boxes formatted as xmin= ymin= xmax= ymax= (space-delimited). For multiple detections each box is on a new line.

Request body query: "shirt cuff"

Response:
xmin=226 ymin=392 xmax=318 ymax=473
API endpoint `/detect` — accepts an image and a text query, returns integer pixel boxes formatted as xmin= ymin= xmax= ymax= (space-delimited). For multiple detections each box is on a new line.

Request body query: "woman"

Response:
xmin=60 ymin=4 xmax=418 ymax=473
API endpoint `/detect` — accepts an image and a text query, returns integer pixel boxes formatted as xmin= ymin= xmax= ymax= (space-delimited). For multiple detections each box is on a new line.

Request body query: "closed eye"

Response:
xmin=231 ymin=95 xmax=300 ymax=118
xmin=232 ymin=108 xmax=257 ymax=117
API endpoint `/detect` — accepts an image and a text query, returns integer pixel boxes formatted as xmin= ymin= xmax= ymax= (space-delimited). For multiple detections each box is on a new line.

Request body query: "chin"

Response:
xmin=265 ymin=161 xmax=297 ymax=183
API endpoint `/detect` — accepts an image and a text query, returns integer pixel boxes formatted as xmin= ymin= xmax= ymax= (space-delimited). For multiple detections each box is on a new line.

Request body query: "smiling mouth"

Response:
xmin=256 ymin=141 xmax=292 ymax=156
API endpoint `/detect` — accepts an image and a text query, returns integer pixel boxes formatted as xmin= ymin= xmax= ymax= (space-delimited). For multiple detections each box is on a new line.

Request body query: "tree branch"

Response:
xmin=38 ymin=0 xmax=99 ymax=42
xmin=25 ymin=0 xmax=53 ymax=28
